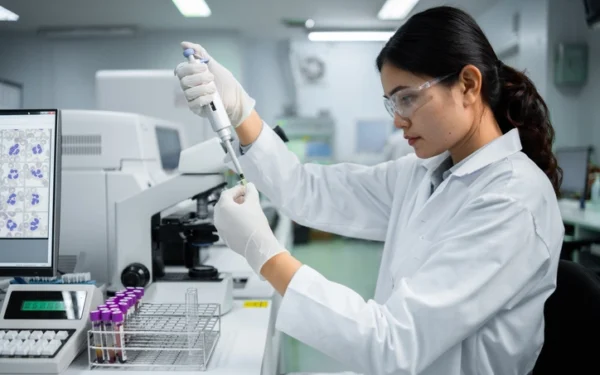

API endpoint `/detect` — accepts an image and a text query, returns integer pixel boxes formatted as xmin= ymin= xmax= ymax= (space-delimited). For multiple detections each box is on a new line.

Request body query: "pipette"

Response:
xmin=183 ymin=48 xmax=247 ymax=186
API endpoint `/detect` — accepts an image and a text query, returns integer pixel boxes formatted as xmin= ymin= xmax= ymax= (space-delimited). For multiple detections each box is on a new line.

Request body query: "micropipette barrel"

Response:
xmin=183 ymin=48 xmax=247 ymax=185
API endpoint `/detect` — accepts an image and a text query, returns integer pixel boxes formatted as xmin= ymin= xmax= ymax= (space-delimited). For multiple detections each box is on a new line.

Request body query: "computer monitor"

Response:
xmin=0 ymin=110 xmax=61 ymax=276
xmin=556 ymin=146 xmax=592 ymax=199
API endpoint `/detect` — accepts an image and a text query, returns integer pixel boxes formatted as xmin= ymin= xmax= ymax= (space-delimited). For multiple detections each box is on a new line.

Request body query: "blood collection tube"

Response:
xmin=112 ymin=311 xmax=127 ymax=363
xmin=133 ymin=289 xmax=143 ymax=304
xmin=90 ymin=310 xmax=104 ymax=363
xmin=125 ymin=293 xmax=139 ymax=313
xmin=118 ymin=302 xmax=129 ymax=319
xmin=115 ymin=292 xmax=126 ymax=299
xmin=101 ymin=310 xmax=116 ymax=363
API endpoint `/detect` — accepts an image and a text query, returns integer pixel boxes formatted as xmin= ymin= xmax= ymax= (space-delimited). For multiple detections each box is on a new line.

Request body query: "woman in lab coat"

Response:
xmin=175 ymin=6 xmax=564 ymax=375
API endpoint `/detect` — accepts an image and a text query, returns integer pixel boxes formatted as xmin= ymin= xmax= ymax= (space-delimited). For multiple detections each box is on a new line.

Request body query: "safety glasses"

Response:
xmin=383 ymin=73 xmax=455 ymax=118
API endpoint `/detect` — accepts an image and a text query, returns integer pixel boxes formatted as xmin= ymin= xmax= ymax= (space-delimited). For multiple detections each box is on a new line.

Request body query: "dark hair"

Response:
xmin=376 ymin=6 xmax=562 ymax=195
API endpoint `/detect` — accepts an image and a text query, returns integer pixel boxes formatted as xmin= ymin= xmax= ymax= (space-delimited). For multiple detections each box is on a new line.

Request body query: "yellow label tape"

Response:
xmin=243 ymin=300 xmax=269 ymax=308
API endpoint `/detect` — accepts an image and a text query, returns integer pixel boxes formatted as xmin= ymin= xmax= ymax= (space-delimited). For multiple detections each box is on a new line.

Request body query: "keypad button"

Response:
xmin=42 ymin=331 xmax=56 ymax=340
xmin=4 ymin=331 xmax=18 ymax=340
xmin=55 ymin=331 xmax=69 ymax=340
xmin=29 ymin=331 xmax=43 ymax=340
xmin=0 ymin=331 xmax=5 ymax=340
xmin=42 ymin=344 xmax=59 ymax=356
xmin=16 ymin=344 xmax=30 ymax=356
xmin=17 ymin=330 xmax=31 ymax=340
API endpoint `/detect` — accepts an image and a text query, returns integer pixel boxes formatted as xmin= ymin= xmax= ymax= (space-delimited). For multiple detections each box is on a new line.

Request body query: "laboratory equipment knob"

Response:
xmin=121 ymin=263 xmax=150 ymax=287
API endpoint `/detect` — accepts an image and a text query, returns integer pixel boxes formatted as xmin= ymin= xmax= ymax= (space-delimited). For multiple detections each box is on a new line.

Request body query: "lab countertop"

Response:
xmin=64 ymin=300 xmax=273 ymax=375
xmin=559 ymin=199 xmax=600 ymax=231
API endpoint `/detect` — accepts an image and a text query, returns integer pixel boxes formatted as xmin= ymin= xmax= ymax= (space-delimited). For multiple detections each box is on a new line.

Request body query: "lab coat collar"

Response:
xmin=421 ymin=129 xmax=522 ymax=177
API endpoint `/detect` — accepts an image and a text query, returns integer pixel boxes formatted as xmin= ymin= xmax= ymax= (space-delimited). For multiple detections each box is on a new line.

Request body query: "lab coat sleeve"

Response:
xmin=275 ymin=194 xmax=552 ymax=375
xmin=233 ymin=122 xmax=406 ymax=241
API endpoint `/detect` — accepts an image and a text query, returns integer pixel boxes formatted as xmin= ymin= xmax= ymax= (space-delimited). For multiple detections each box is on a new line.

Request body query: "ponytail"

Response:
xmin=493 ymin=61 xmax=563 ymax=196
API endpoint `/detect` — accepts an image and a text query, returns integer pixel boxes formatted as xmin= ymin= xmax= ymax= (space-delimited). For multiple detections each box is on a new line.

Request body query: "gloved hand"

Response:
xmin=174 ymin=41 xmax=256 ymax=127
xmin=213 ymin=183 xmax=288 ymax=276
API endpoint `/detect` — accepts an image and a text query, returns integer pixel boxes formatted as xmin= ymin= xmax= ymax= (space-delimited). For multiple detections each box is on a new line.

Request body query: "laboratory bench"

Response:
xmin=0 ymin=215 xmax=292 ymax=375
xmin=559 ymin=199 xmax=600 ymax=239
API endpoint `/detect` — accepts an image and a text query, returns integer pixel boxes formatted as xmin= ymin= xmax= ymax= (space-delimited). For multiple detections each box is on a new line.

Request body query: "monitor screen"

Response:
xmin=0 ymin=110 xmax=60 ymax=276
xmin=155 ymin=126 xmax=182 ymax=172
xmin=556 ymin=147 xmax=591 ymax=197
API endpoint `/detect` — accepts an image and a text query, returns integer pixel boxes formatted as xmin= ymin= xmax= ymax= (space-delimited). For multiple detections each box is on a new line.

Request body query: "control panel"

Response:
xmin=0 ymin=284 xmax=103 ymax=373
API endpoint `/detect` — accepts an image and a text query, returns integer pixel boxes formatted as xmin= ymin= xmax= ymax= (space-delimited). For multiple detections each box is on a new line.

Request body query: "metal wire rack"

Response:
xmin=87 ymin=303 xmax=220 ymax=371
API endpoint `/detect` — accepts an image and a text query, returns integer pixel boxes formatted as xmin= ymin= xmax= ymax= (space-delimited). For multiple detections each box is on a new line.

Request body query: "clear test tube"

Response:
xmin=101 ymin=310 xmax=116 ymax=363
xmin=112 ymin=311 xmax=127 ymax=363
xmin=90 ymin=310 xmax=104 ymax=363
xmin=185 ymin=288 xmax=199 ymax=358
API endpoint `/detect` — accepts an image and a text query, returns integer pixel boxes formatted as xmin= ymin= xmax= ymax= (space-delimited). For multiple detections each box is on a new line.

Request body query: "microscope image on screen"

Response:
xmin=0 ymin=128 xmax=52 ymax=238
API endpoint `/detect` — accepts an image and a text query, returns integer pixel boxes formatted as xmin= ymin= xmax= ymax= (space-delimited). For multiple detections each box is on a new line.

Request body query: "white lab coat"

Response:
xmin=230 ymin=124 xmax=564 ymax=375
xmin=383 ymin=129 xmax=414 ymax=161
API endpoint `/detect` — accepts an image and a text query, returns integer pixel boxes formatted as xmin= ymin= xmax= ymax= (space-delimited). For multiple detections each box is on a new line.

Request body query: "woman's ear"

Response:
xmin=457 ymin=65 xmax=482 ymax=107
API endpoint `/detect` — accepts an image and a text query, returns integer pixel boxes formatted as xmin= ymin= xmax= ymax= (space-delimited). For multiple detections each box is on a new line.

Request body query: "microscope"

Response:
xmin=152 ymin=184 xmax=227 ymax=281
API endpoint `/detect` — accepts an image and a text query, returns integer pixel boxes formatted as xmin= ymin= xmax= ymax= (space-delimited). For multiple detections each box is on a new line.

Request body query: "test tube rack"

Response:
xmin=87 ymin=303 xmax=220 ymax=371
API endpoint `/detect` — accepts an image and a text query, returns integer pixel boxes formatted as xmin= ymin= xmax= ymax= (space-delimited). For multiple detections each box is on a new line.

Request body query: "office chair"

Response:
xmin=532 ymin=260 xmax=600 ymax=374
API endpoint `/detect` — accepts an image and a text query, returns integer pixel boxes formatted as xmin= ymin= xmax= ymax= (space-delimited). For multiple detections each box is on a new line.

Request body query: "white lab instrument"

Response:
xmin=229 ymin=123 xmax=565 ymax=375
xmin=59 ymin=110 xmax=190 ymax=286
xmin=96 ymin=69 xmax=209 ymax=145
xmin=0 ymin=284 xmax=104 ymax=374
xmin=59 ymin=110 xmax=234 ymax=314
xmin=183 ymin=48 xmax=247 ymax=186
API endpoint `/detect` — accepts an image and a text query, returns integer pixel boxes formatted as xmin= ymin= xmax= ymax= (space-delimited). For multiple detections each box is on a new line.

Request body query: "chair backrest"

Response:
xmin=532 ymin=260 xmax=600 ymax=374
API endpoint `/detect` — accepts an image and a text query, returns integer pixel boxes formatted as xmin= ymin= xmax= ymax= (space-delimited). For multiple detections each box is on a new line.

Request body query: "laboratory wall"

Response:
xmin=587 ymin=33 xmax=600 ymax=157
xmin=242 ymin=38 xmax=294 ymax=127
xmin=477 ymin=0 xmax=550 ymax=97
xmin=287 ymin=41 xmax=391 ymax=162
xmin=546 ymin=0 xmax=597 ymax=150
xmin=0 ymin=31 xmax=243 ymax=110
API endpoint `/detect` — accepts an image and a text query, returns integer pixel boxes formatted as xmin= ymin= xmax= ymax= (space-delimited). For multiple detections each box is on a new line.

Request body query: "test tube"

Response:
xmin=185 ymin=288 xmax=199 ymax=357
xmin=101 ymin=310 xmax=116 ymax=363
xmin=125 ymin=293 xmax=139 ymax=313
xmin=117 ymin=302 xmax=129 ymax=320
xmin=122 ymin=298 xmax=134 ymax=318
xmin=126 ymin=287 xmax=136 ymax=292
xmin=116 ymin=292 xmax=126 ymax=299
xmin=112 ymin=311 xmax=127 ymax=363
xmin=90 ymin=310 xmax=104 ymax=363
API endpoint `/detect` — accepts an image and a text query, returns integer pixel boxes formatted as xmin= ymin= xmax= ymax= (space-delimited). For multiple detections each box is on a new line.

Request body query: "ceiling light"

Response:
xmin=172 ymin=0 xmax=211 ymax=17
xmin=305 ymin=19 xmax=315 ymax=29
xmin=378 ymin=0 xmax=420 ymax=20
xmin=308 ymin=31 xmax=394 ymax=42
xmin=0 ymin=6 xmax=19 ymax=21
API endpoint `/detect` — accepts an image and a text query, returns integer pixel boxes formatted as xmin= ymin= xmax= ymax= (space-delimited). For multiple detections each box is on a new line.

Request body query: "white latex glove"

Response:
xmin=174 ymin=41 xmax=256 ymax=128
xmin=213 ymin=183 xmax=288 ymax=276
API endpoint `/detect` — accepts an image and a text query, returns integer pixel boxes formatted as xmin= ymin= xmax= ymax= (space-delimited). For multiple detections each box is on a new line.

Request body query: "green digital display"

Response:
xmin=21 ymin=300 xmax=66 ymax=312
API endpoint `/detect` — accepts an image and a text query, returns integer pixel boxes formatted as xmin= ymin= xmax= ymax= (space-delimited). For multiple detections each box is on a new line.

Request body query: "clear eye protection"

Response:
xmin=383 ymin=73 xmax=455 ymax=118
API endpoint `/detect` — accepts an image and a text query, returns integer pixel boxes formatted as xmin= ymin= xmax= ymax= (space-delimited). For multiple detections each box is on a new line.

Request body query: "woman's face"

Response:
xmin=380 ymin=63 xmax=478 ymax=159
